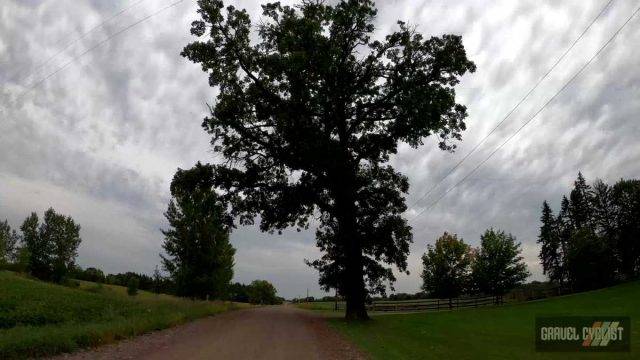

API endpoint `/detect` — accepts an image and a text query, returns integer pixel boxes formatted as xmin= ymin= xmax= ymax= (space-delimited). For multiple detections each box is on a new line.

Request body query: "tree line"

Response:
xmin=538 ymin=173 xmax=640 ymax=292
xmin=0 ymin=163 xmax=282 ymax=304
xmin=0 ymin=208 xmax=81 ymax=283
xmin=421 ymin=229 xmax=529 ymax=298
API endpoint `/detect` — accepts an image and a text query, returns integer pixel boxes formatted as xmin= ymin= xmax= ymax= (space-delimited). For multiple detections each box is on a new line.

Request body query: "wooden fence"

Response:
xmin=335 ymin=295 xmax=502 ymax=312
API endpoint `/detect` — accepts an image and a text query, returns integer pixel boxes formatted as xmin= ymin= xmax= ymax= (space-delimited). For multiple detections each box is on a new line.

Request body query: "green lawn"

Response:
xmin=0 ymin=271 xmax=244 ymax=359
xmin=328 ymin=282 xmax=640 ymax=359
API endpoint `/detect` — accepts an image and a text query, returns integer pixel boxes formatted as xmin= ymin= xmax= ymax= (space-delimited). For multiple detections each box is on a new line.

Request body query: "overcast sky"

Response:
xmin=1 ymin=0 xmax=639 ymax=299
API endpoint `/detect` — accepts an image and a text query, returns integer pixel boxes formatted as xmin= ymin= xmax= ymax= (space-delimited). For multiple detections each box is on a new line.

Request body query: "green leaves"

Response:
xmin=18 ymin=209 xmax=81 ymax=282
xmin=421 ymin=232 xmax=473 ymax=298
xmin=183 ymin=0 xmax=474 ymax=302
xmin=472 ymin=229 xmax=529 ymax=296
xmin=161 ymin=163 xmax=235 ymax=300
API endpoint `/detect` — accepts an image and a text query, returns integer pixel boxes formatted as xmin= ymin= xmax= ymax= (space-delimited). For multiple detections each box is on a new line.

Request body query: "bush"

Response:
xmin=247 ymin=280 xmax=278 ymax=305
xmin=127 ymin=278 xmax=139 ymax=296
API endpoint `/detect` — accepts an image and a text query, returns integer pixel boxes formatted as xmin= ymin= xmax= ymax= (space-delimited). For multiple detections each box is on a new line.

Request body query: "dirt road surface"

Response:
xmin=51 ymin=305 xmax=365 ymax=360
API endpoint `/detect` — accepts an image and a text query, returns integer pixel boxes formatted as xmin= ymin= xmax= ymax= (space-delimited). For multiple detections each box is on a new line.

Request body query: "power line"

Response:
xmin=16 ymin=0 xmax=186 ymax=101
xmin=411 ymin=3 xmax=640 ymax=226
xmin=10 ymin=0 xmax=148 ymax=85
xmin=407 ymin=0 xmax=615 ymax=214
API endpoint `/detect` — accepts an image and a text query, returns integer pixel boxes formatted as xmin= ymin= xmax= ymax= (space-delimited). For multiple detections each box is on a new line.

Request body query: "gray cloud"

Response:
xmin=1 ymin=0 xmax=639 ymax=298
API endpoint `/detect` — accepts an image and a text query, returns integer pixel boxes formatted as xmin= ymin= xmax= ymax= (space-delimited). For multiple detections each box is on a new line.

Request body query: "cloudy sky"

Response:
xmin=1 ymin=0 xmax=639 ymax=299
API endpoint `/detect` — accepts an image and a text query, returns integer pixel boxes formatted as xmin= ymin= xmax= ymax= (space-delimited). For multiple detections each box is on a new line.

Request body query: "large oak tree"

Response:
xmin=182 ymin=0 xmax=475 ymax=319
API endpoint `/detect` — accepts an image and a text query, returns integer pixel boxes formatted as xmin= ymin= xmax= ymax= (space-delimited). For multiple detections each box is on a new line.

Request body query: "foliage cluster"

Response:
xmin=182 ymin=0 xmax=475 ymax=319
xmin=0 ymin=208 xmax=81 ymax=283
xmin=538 ymin=173 xmax=640 ymax=291
xmin=227 ymin=280 xmax=282 ymax=305
xmin=161 ymin=163 xmax=236 ymax=300
xmin=421 ymin=229 xmax=529 ymax=298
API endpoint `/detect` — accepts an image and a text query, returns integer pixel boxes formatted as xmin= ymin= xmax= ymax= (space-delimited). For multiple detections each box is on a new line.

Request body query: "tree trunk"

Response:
xmin=343 ymin=236 xmax=369 ymax=321
xmin=334 ymin=169 xmax=369 ymax=321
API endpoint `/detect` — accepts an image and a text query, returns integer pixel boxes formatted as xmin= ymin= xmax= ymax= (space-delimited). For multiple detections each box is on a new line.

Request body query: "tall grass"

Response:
xmin=0 ymin=271 xmax=243 ymax=359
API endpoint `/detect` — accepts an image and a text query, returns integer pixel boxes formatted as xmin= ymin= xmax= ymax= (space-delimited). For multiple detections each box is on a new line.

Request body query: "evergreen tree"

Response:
xmin=182 ymin=0 xmax=475 ymax=320
xmin=538 ymin=201 xmax=562 ymax=284
xmin=421 ymin=232 xmax=472 ymax=298
xmin=611 ymin=179 xmax=640 ymax=279
xmin=161 ymin=163 xmax=236 ymax=300
xmin=555 ymin=195 xmax=572 ymax=285
xmin=472 ymin=229 xmax=529 ymax=296
xmin=591 ymin=179 xmax=616 ymax=238
xmin=565 ymin=228 xmax=616 ymax=291
xmin=569 ymin=172 xmax=593 ymax=229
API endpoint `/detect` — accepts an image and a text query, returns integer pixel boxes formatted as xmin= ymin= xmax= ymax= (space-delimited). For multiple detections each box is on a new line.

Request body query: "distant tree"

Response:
xmin=542 ymin=174 xmax=640 ymax=289
xmin=20 ymin=209 xmax=81 ymax=282
xmin=40 ymin=208 xmax=82 ymax=282
xmin=591 ymin=180 xmax=616 ymax=238
xmin=228 ymin=282 xmax=250 ymax=303
xmin=537 ymin=201 xmax=563 ymax=284
xmin=565 ymin=228 xmax=616 ymax=291
xmin=161 ymin=163 xmax=236 ymax=300
xmin=182 ymin=0 xmax=475 ymax=320
xmin=421 ymin=232 xmax=472 ymax=298
xmin=472 ymin=229 xmax=529 ymax=296
xmin=13 ymin=247 xmax=30 ymax=273
xmin=569 ymin=172 xmax=593 ymax=229
xmin=83 ymin=267 xmax=106 ymax=283
xmin=0 ymin=220 xmax=20 ymax=264
xmin=21 ymin=212 xmax=50 ymax=279
xmin=152 ymin=266 xmax=164 ymax=294
xmin=247 ymin=280 xmax=279 ymax=305
xmin=611 ymin=179 xmax=640 ymax=279
xmin=127 ymin=277 xmax=139 ymax=296
xmin=555 ymin=196 xmax=572 ymax=285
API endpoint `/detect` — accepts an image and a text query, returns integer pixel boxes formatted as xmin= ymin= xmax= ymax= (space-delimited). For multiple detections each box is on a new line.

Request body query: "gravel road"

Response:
xmin=51 ymin=305 xmax=365 ymax=360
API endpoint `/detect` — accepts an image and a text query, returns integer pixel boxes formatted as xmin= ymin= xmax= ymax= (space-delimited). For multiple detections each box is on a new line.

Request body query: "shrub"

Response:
xmin=127 ymin=278 xmax=139 ymax=296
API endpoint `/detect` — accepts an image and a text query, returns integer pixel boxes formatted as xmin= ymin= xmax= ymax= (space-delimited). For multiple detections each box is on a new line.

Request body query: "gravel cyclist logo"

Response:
xmin=536 ymin=316 xmax=630 ymax=352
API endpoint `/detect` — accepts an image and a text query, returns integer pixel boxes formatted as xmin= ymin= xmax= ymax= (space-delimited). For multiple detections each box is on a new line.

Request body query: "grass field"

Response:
xmin=0 ymin=271 xmax=244 ymax=359
xmin=327 ymin=282 xmax=640 ymax=359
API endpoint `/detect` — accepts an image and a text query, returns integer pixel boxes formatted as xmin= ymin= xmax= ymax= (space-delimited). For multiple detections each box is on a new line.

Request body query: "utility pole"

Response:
xmin=306 ymin=288 xmax=309 ymax=301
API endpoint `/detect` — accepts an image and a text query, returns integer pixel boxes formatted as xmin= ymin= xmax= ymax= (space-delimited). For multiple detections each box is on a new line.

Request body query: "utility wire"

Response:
xmin=10 ymin=0 xmax=147 ymax=84
xmin=411 ymin=3 xmax=640 ymax=225
xmin=17 ymin=0 xmax=186 ymax=101
xmin=407 ymin=0 xmax=615 ymax=214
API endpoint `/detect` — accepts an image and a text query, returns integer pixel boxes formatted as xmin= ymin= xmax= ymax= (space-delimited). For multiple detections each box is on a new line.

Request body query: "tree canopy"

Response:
xmin=161 ymin=162 xmax=236 ymax=300
xmin=182 ymin=0 xmax=475 ymax=320
xmin=247 ymin=279 xmax=280 ymax=305
xmin=0 ymin=220 xmax=20 ymax=265
xmin=421 ymin=232 xmax=472 ymax=298
xmin=19 ymin=208 xmax=81 ymax=282
xmin=472 ymin=229 xmax=529 ymax=296
xmin=538 ymin=173 xmax=640 ymax=291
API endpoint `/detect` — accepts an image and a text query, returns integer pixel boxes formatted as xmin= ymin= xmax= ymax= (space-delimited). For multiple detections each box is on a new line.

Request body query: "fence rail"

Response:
xmin=335 ymin=295 xmax=502 ymax=312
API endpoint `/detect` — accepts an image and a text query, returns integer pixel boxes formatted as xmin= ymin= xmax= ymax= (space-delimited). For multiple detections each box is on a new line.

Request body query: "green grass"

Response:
xmin=0 ymin=271 xmax=245 ymax=359
xmin=328 ymin=282 xmax=640 ymax=359
xmin=295 ymin=301 xmax=343 ymax=313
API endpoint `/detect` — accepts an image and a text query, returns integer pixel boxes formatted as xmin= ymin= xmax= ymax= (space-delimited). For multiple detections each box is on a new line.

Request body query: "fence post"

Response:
xmin=448 ymin=298 xmax=452 ymax=310
xmin=474 ymin=297 xmax=477 ymax=308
